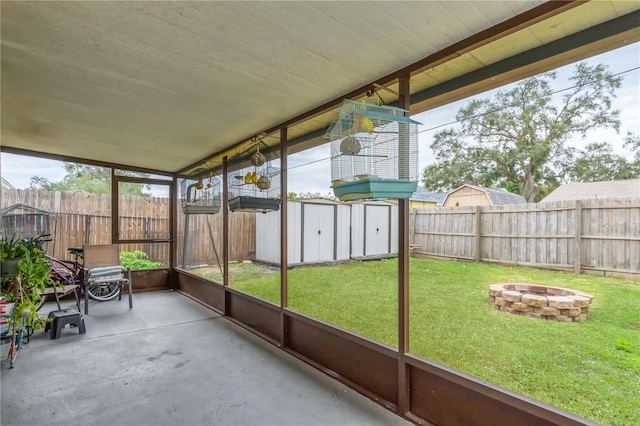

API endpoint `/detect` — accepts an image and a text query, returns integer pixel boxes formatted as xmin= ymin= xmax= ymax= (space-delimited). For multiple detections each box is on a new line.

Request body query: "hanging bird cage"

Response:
xmin=325 ymin=99 xmax=421 ymax=201
xmin=179 ymin=168 xmax=222 ymax=214
xmin=229 ymin=142 xmax=281 ymax=213
xmin=1 ymin=204 xmax=57 ymax=254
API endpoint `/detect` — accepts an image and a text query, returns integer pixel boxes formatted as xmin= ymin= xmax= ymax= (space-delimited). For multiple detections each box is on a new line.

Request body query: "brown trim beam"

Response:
xmin=397 ymin=75 xmax=411 ymax=416
xmin=280 ymin=126 xmax=289 ymax=348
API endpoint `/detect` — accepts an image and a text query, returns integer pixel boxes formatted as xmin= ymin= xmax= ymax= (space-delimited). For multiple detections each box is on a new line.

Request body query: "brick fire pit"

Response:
xmin=489 ymin=283 xmax=594 ymax=322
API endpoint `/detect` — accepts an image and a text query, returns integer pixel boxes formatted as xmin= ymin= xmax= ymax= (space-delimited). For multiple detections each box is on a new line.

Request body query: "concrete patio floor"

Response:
xmin=1 ymin=291 xmax=410 ymax=426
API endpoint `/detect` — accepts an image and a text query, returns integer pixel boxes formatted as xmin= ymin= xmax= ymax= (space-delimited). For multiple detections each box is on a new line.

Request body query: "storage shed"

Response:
xmin=442 ymin=184 xmax=526 ymax=207
xmin=350 ymin=200 xmax=398 ymax=258
xmin=256 ymin=199 xmax=398 ymax=265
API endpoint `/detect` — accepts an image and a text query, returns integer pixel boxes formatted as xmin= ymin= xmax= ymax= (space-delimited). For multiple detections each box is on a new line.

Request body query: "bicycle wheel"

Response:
xmin=86 ymin=282 xmax=121 ymax=301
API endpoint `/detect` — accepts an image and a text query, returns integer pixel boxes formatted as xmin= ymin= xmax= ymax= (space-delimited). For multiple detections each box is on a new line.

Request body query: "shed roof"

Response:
xmin=444 ymin=184 xmax=527 ymax=205
xmin=541 ymin=179 xmax=640 ymax=202
xmin=411 ymin=186 xmax=447 ymax=205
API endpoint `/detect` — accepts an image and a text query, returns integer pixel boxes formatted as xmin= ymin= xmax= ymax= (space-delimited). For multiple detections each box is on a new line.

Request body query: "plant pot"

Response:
xmin=0 ymin=337 xmax=10 ymax=360
xmin=0 ymin=259 xmax=21 ymax=278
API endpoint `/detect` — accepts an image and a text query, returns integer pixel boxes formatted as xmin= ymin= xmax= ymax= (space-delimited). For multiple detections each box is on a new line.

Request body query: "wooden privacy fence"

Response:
xmin=411 ymin=198 xmax=640 ymax=276
xmin=5 ymin=189 xmax=638 ymax=275
xmin=1 ymin=189 xmax=255 ymax=265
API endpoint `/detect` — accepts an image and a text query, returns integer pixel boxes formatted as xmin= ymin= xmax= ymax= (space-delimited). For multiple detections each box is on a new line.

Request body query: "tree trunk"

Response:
xmin=522 ymin=163 xmax=536 ymax=203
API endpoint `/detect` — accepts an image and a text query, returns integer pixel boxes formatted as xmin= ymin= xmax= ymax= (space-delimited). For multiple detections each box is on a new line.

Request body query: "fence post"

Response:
xmin=475 ymin=206 xmax=482 ymax=262
xmin=84 ymin=214 xmax=91 ymax=245
xmin=574 ymin=200 xmax=582 ymax=274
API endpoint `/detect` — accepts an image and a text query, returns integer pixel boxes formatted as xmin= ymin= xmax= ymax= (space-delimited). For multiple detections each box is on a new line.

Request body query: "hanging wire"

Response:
xmin=287 ymin=65 xmax=639 ymax=172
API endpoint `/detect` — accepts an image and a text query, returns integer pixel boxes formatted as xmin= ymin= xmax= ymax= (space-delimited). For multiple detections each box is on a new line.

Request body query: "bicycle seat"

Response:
xmin=67 ymin=247 xmax=84 ymax=255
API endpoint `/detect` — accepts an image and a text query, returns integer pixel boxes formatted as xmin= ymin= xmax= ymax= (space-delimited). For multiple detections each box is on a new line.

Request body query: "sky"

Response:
xmin=2 ymin=42 xmax=639 ymax=195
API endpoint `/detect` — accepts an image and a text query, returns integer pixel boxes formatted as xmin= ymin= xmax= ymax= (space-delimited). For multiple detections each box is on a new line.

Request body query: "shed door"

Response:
xmin=365 ymin=205 xmax=390 ymax=256
xmin=302 ymin=204 xmax=335 ymax=263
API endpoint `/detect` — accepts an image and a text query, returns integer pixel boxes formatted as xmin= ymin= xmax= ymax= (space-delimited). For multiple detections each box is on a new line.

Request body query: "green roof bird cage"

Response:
xmin=326 ymin=100 xmax=421 ymax=201
xmin=228 ymin=141 xmax=281 ymax=214
xmin=179 ymin=168 xmax=222 ymax=214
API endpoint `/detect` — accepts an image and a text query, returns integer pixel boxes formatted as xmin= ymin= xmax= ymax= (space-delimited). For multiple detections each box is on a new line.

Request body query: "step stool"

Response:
xmin=44 ymin=309 xmax=86 ymax=339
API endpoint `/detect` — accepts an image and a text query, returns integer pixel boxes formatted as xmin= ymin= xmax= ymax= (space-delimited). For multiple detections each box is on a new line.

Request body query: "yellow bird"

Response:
xmin=361 ymin=117 xmax=374 ymax=133
xmin=244 ymin=172 xmax=252 ymax=184
xmin=251 ymin=171 xmax=258 ymax=184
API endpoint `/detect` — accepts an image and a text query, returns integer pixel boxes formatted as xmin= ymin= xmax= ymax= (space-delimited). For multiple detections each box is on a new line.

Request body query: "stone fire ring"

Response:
xmin=489 ymin=283 xmax=594 ymax=322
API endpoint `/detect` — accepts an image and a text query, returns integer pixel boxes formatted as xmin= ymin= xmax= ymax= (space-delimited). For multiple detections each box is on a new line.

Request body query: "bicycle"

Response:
xmin=41 ymin=246 xmax=84 ymax=311
xmin=44 ymin=243 xmax=122 ymax=305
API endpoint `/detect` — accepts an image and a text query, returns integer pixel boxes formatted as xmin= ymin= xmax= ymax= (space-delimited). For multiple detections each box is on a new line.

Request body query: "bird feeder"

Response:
xmin=326 ymin=99 xmax=421 ymax=201
xmin=179 ymin=168 xmax=222 ymax=214
xmin=228 ymin=142 xmax=281 ymax=213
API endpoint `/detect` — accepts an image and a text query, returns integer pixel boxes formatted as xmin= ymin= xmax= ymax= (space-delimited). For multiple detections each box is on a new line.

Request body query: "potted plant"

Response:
xmin=1 ymin=234 xmax=53 ymax=330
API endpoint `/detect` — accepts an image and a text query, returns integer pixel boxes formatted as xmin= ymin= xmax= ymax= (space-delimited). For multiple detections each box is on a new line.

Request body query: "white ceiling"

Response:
xmin=1 ymin=1 xmax=638 ymax=174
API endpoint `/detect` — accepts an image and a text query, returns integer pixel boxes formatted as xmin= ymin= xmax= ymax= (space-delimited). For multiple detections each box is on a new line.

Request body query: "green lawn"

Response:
xmin=214 ymin=258 xmax=639 ymax=426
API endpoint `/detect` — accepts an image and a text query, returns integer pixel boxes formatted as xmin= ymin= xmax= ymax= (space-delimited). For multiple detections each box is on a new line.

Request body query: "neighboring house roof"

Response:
xmin=411 ymin=186 xmax=446 ymax=205
xmin=541 ymin=179 xmax=640 ymax=203
xmin=443 ymin=184 xmax=527 ymax=206
xmin=1 ymin=177 xmax=15 ymax=190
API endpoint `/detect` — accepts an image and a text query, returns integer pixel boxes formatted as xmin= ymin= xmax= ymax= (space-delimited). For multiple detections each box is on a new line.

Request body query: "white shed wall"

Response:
xmin=256 ymin=200 xmax=397 ymax=264
xmin=255 ymin=209 xmax=281 ymax=264
xmin=350 ymin=203 xmax=365 ymax=258
xmin=336 ymin=204 xmax=351 ymax=260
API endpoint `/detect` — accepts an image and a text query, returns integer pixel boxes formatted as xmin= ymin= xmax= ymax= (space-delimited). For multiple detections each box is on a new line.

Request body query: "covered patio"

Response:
xmin=2 ymin=1 xmax=639 ymax=425
xmin=2 ymin=293 xmax=409 ymax=425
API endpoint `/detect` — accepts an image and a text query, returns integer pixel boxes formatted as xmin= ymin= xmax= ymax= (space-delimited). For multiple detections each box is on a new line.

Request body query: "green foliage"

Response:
xmin=623 ymin=132 xmax=640 ymax=170
xmin=0 ymin=234 xmax=53 ymax=328
xmin=287 ymin=192 xmax=337 ymax=200
xmin=422 ymin=63 xmax=623 ymax=202
xmin=228 ymin=258 xmax=639 ymax=425
xmin=118 ymin=250 xmax=162 ymax=271
xmin=30 ymin=163 xmax=151 ymax=196
xmin=568 ymin=141 xmax=640 ymax=182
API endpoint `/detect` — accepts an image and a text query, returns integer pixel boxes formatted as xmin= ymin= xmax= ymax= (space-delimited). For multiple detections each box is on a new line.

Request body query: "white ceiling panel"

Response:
xmin=1 ymin=1 xmax=636 ymax=174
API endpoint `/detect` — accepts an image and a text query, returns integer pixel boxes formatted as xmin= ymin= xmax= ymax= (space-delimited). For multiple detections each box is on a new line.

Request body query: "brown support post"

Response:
xmin=333 ymin=205 xmax=338 ymax=260
xmin=363 ymin=205 xmax=368 ymax=256
xmin=575 ymin=200 xmax=582 ymax=274
xmin=280 ymin=127 xmax=288 ymax=347
xmin=111 ymin=169 xmax=118 ymax=245
xmin=222 ymin=157 xmax=230 ymax=315
xmin=397 ymin=74 xmax=411 ymax=416
xmin=388 ymin=205 xmax=392 ymax=254
xmin=300 ymin=204 xmax=305 ymax=263
xmin=169 ymin=176 xmax=177 ymax=272
xmin=475 ymin=205 xmax=482 ymax=262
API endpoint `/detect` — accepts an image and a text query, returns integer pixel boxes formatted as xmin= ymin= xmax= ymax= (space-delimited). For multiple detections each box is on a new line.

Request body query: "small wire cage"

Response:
xmin=1 ymin=204 xmax=56 ymax=253
xmin=229 ymin=143 xmax=282 ymax=213
xmin=179 ymin=169 xmax=222 ymax=214
xmin=325 ymin=99 xmax=421 ymax=201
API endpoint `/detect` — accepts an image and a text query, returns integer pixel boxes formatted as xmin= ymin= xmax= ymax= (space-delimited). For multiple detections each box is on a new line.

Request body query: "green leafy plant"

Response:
xmin=1 ymin=233 xmax=53 ymax=329
xmin=119 ymin=250 xmax=162 ymax=271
